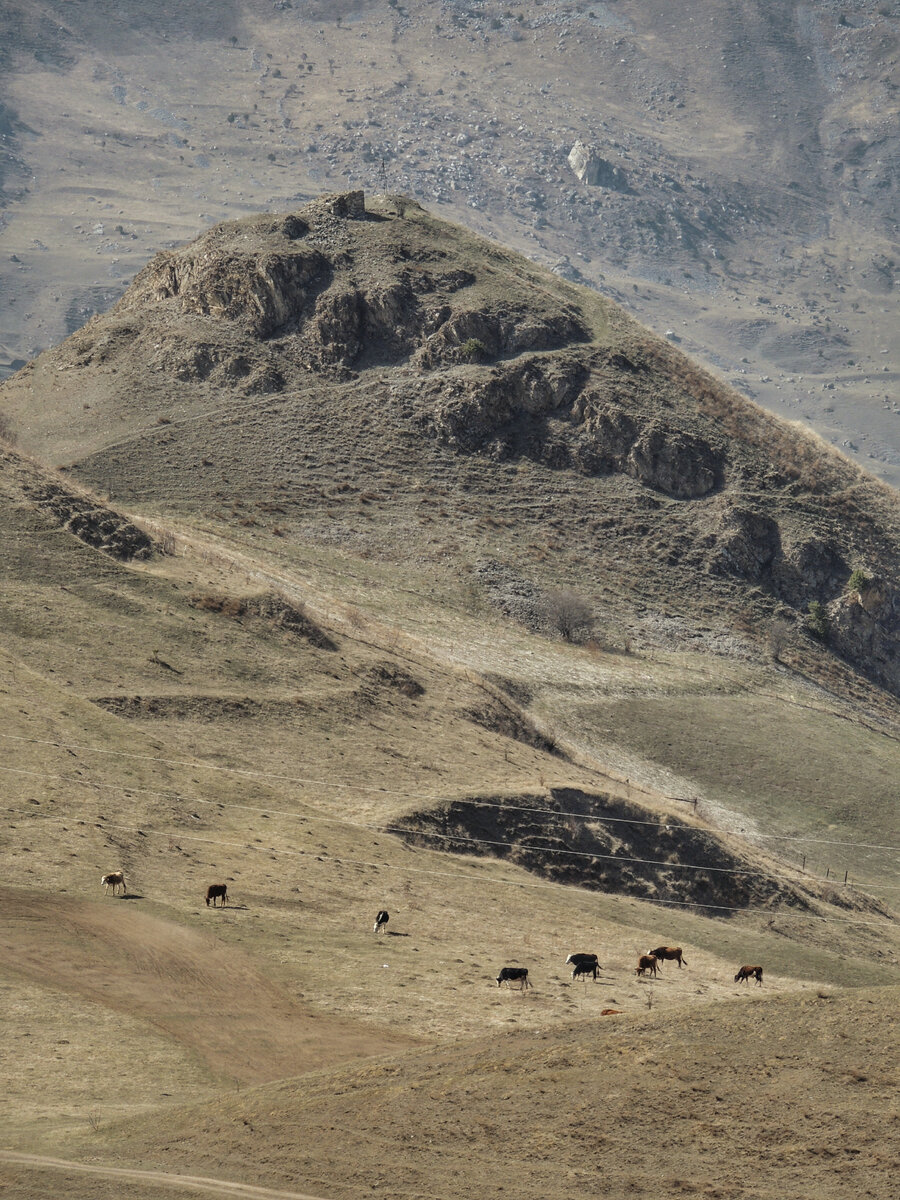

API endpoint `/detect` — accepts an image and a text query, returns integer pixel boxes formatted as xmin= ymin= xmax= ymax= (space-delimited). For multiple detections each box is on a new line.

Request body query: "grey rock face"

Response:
xmin=567 ymin=141 xmax=628 ymax=190
xmin=829 ymin=578 xmax=900 ymax=695
xmin=713 ymin=507 xmax=782 ymax=581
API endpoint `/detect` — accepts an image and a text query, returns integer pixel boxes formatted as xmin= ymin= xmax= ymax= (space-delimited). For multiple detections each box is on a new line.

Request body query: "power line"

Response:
xmin=5 ymin=764 xmax=899 ymax=894
xmin=5 ymin=766 xmax=900 ymax=894
xmin=1 ymin=731 xmax=897 ymax=853
xmin=3 ymin=805 xmax=895 ymax=928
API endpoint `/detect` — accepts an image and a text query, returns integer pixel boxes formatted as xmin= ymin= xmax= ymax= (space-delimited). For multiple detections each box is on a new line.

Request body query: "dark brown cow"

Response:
xmin=649 ymin=945 xmax=687 ymax=968
xmin=635 ymin=953 xmax=658 ymax=978
xmin=205 ymin=883 xmax=228 ymax=907
xmin=100 ymin=871 xmax=126 ymax=896
xmin=734 ymin=965 xmax=763 ymax=986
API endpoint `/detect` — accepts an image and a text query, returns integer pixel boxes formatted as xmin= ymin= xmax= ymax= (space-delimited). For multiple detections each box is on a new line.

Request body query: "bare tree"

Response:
xmin=543 ymin=588 xmax=594 ymax=643
xmin=767 ymin=616 xmax=793 ymax=661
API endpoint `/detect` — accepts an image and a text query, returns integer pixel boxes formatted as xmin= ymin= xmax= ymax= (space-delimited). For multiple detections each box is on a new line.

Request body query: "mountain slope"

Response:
xmin=2 ymin=193 xmax=898 ymax=706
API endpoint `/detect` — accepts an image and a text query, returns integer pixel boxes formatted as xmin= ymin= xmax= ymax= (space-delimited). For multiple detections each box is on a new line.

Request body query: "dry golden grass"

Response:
xmin=0 ymin=444 xmax=897 ymax=1200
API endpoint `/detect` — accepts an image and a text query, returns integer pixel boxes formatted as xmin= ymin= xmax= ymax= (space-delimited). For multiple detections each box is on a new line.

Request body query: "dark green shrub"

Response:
xmin=806 ymin=600 xmax=830 ymax=641
xmin=460 ymin=337 xmax=487 ymax=362
xmin=846 ymin=568 xmax=872 ymax=595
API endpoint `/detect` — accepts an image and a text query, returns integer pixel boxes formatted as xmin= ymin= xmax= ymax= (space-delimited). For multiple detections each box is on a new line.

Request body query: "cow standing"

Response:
xmin=649 ymin=945 xmax=687 ymax=968
xmin=635 ymin=954 xmax=658 ymax=978
xmin=100 ymin=871 xmax=126 ymax=896
xmin=566 ymin=953 xmax=600 ymax=981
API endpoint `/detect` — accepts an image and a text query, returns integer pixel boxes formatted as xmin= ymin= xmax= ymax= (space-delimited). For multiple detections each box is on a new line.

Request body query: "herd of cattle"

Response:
xmin=99 ymin=878 xmax=764 ymax=991
xmin=498 ymin=948 xmax=764 ymax=989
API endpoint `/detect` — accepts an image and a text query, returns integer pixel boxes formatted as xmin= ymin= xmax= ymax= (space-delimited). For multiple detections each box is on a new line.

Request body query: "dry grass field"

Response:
xmin=1 ymin=431 xmax=898 ymax=1198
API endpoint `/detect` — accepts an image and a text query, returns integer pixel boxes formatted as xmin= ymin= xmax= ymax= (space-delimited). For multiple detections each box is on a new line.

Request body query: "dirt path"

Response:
xmin=0 ymin=1152 xmax=328 ymax=1200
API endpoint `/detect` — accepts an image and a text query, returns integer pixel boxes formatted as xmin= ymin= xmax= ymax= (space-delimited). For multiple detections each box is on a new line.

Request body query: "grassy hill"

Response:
xmin=0 ymin=193 xmax=897 ymax=1200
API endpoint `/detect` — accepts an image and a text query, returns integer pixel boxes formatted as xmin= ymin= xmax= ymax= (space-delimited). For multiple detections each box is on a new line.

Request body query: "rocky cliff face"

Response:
xmin=830 ymin=579 xmax=900 ymax=695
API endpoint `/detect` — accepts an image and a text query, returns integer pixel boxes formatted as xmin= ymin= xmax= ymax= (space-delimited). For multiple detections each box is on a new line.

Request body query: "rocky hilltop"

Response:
xmin=1 ymin=0 xmax=897 ymax=485
xmin=2 ymin=192 xmax=898 ymax=698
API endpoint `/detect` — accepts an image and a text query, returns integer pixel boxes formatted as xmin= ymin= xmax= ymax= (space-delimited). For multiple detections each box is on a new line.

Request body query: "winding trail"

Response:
xmin=0 ymin=1152 xmax=328 ymax=1200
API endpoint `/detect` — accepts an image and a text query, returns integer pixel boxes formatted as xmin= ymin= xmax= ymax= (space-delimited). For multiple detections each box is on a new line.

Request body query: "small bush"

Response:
xmin=190 ymin=593 xmax=246 ymax=618
xmin=846 ymin=568 xmax=872 ymax=595
xmin=543 ymin=588 xmax=594 ymax=643
xmin=767 ymin=615 xmax=793 ymax=661
xmin=460 ymin=337 xmax=487 ymax=362
xmin=806 ymin=600 xmax=830 ymax=642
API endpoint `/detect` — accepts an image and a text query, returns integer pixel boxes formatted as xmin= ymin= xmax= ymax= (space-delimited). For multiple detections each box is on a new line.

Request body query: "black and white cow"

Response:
xmin=374 ymin=909 xmax=389 ymax=934
xmin=496 ymin=966 xmax=532 ymax=989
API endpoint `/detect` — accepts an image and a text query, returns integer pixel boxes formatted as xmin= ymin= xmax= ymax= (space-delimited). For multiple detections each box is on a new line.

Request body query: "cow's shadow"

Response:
xmin=386 ymin=930 xmax=409 ymax=937
xmin=120 ymin=893 xmax=143 ymax=901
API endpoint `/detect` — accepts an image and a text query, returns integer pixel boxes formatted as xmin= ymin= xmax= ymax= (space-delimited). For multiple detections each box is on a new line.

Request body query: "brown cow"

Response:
xmin=734 ymin=965 xmax=763 ymax=986
xmin=649 ymin=945 xmax=687 ymax=968
xmin=635 ymin=953 xmax=658 ymax=978
xmin=205 ymin=883 xmax=228 ymax=907
xmin=100 ymin=871 xmax=126 ymax=896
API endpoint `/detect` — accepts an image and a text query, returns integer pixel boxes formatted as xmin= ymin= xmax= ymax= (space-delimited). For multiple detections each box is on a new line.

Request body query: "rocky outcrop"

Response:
xmin=829 ymin=577 xmax=900 ymax=695
xmin=774 ymin=536 xmax=847 ymax=607
xmin=567 ymin=141 xmax=628 ymax=190
xmin=134 ymin=245 xmax=330 ymax=339
xmin=26 ymin=482 xmax=155 ymax=560
xmin=113 ymin=193 xmax=587 ymax=377
xmin=419 ymin=355 xmax=588 ymax=453
xmin=626 ymin=425 xmax=721 ymax=499
xmin=415 ymin=305 xmax=588 ymax=368
xmin=712 ymin=506 xmax=782 ymax=580
xmin=419 ymin=355 xmax=724 ymax=498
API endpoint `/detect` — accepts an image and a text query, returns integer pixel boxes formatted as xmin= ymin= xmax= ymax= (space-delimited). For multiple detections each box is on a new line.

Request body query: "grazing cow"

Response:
xmin=100 ymin=871 xmax=126 ymax=896
xmin=572 ymin=960 xmax=599 ymax=981
xmin=649 ymin=945 xmax=687 ymax=968
xmin=566 ymin=952 xmax=600 ymax=981
xmin=205 ymin=883 xmax=228 ymax=907
xmin=565 ymin=952 xmax=599 ymax=968
xmin=496 ymin=966 xmax=531 ymax=989
xmin=734 ymin=964 xmax=763 ymax=986
xmin=635 ymin=953 xmax=658 ymax=978
xmin=374 ymin=909 xmax=389 ymax=934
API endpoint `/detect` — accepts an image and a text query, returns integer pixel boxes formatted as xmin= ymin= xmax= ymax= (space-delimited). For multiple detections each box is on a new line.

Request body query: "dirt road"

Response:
xmin=0 ymin=1152 xmax=328 ymax=1200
